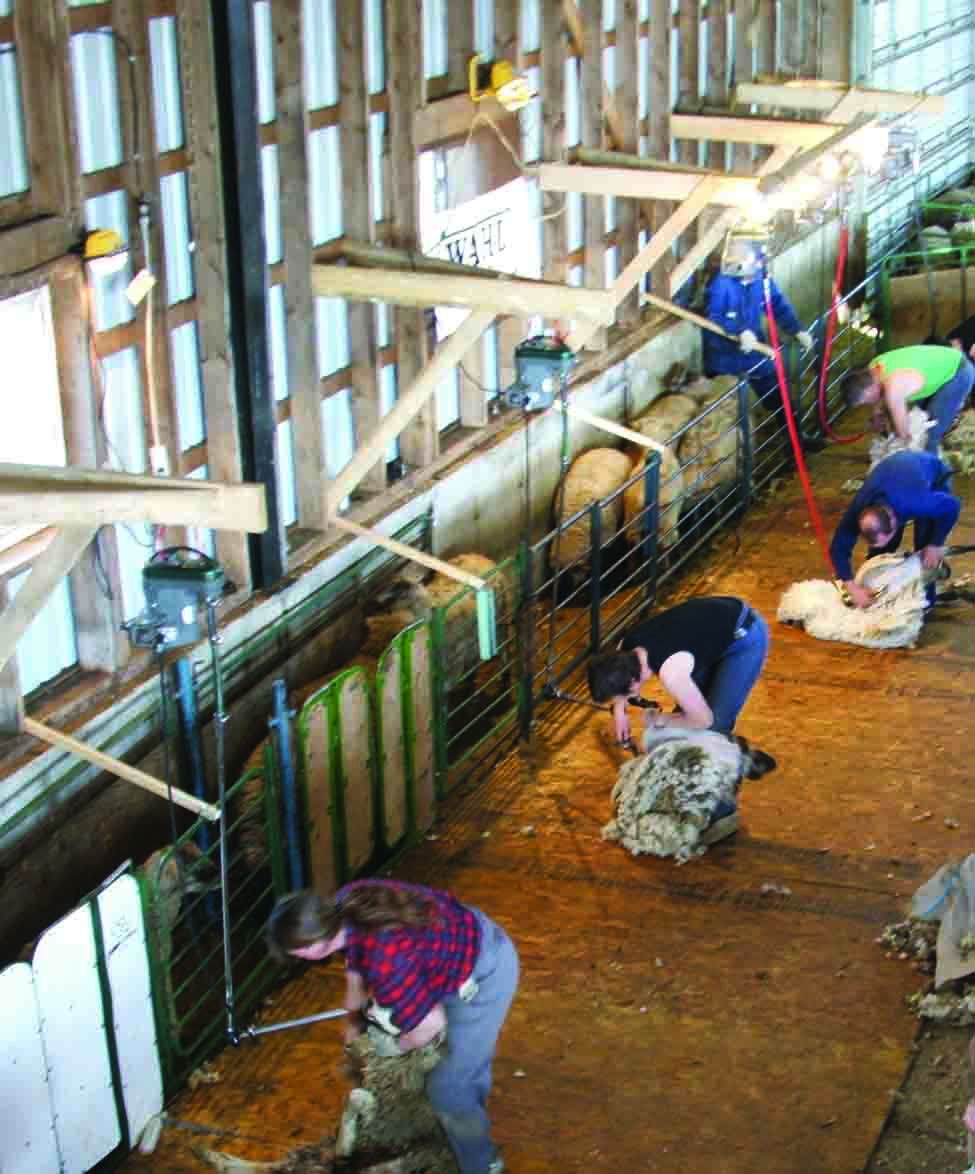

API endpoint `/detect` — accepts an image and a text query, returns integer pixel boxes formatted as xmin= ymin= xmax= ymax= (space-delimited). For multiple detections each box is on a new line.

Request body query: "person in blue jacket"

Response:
xmin=829 ymin=450 xmax=960 ymax=609
xmin=703 ymin=233 xmax=823 ymax=450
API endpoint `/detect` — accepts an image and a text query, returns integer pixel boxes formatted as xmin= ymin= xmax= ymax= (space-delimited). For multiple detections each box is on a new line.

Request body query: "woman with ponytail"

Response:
xmin=267 ymin=879 xmax=518 ymax=1174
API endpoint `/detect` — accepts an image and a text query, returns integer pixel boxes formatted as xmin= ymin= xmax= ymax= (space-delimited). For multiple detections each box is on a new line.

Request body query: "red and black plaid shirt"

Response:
xmin=338 ymin=880 xmax=481 ymax=1033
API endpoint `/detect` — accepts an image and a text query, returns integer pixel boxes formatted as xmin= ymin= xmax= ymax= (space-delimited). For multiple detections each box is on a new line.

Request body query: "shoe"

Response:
xmin=700 ymin=798 xmax=738 ymax=845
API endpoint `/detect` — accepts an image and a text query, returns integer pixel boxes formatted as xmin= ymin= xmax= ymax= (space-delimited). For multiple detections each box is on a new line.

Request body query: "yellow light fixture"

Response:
xmin=83 ymin=228 xmax=129 ymax=277
xmin=468 ymin=54 xmax=535 ymax=112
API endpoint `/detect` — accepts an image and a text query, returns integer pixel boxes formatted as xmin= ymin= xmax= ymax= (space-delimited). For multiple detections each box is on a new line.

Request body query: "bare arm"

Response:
xmin=654 ymin=652 xmax=713 ymax=729
xmin=883 ymin=370 xmax=924 ymax=441
xmin=398 ymin=1003 xmax=447 ymax=1052
xmin=344 ymin=970 xmax=368 ymax=1043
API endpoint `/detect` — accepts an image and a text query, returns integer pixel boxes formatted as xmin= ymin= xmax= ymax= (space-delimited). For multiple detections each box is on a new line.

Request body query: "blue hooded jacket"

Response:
xmin=829 ymin=450 xmax=960 ymax=582
xmin=702 ymin=273 xmax=803 ymax=376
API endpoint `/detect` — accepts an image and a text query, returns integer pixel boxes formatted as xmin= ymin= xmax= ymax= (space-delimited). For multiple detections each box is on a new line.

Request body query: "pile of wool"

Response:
xmin=777 ymin=553 xmax=928 ymax=649
xmin=602 ymin=729 xmax=745 ymax=863
xmin=197 ymin=1026 xmax=452 ymax=1174
xmin=868 ymin=408 xmax=932 ymax=468
xmin=944 ymin=409 xmax=975 ymax=474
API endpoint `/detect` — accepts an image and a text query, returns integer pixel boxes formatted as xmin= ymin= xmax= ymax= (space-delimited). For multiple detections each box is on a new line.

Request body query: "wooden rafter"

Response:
xmin=538 ymin=160 xmax=764 ymax=208
xmin=670 ymin=113 xmax=843 ymax=148
xmin=329 ymin=517 xmax=488 ymax=590
xmin=735 ymin=83 xmax=946 ymax=119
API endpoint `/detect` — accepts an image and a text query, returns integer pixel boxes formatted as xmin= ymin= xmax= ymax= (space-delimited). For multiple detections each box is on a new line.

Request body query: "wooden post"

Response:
xmin=49 ymin=260 xmax=127 ymax=672
xmin=274 ymin=0 xmax=332 ymax=523
xmin=676 ymin=0 xmax=701 ymax=257
xmin=819 ymin=0 xmax=853 ymax=85
xmin=647 ymin=0 xmax=673 ymax=294
xmin=329 ymin=517 xmax=487 ymax=588
xmin=0 ymin=583 xmax=24 ymax=736
xmin=179 ymin=0 xmax=251 ymax=593
xmin=615 ymin=0 xmax=640 ymax=327
xmin=386 ymin=0 xmax=436 ymax=472
xmin=540 ymin=0 xmax=566 ymax=286
xmin=579 ymin=0 xmax=605 ymax=349
xmin=705 ymin=0 xmax=728 ymax=177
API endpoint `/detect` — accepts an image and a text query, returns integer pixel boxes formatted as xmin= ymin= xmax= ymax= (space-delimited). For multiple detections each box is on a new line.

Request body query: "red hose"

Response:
xmin=817 ymin=219 xmax=863 ymax=444
xmin=763 ymin=277 xmax=836 ymax=578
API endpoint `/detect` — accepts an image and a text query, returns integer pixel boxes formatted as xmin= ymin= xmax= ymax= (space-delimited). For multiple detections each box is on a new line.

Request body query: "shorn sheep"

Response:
xmin=777 ymin=552 xmax=935 ymax=650
xmin=602 ymin=728 xmax=777 ymax=863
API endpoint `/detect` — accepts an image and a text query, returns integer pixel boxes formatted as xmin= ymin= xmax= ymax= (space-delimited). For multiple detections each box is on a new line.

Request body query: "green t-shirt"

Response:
xmin=874 ymin=345 xmax=963 ymax=403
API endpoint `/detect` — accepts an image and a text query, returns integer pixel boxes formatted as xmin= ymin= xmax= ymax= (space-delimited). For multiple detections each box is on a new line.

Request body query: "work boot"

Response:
xmin=700 ymin=798 xmax=738 ymax=846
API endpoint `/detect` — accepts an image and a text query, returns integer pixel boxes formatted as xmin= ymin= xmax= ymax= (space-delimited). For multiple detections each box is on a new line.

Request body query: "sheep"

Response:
xmin=141 ymin=840 xmax=220 ymax=1034
xmin=868 ymin=407 xmax=932 ymax=468
xmin=678 ymin=394 xmax=742 ymax=497
xmin=601 ymin=728 xmax=776 ymax=863
xmin=196 ymin=1023 xmax=452 ymax=1173
xmin=622 ymin=443 xmax=685 ymax=552
xmin=943 ymin=408 xmax=975 ymax=474
xmin=777 ymin=552 xmax=933 ymax=649
xmin=549 ymin=448 xmax=634 ymax=587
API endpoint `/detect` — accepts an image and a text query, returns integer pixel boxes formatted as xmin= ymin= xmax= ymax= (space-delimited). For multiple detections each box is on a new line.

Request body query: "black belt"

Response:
xmin=732 ymin=603 xmax=755 ymax=641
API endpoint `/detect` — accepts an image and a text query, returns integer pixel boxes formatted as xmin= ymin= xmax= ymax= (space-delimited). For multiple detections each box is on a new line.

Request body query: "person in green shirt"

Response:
xmin=841 ymin=344 xmax=974 ymax=453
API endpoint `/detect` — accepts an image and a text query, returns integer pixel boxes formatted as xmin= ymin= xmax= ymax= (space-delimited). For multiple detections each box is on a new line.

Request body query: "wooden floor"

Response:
xmin=121 ymin=437 xmax=975 ymax=1174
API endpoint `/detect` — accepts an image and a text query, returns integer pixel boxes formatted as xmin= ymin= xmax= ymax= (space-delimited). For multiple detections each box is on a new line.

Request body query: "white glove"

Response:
xmin=796 ymin=330 xmax=814 ymax=352
xmin=739 ymin=329 xmax=758 ymax=353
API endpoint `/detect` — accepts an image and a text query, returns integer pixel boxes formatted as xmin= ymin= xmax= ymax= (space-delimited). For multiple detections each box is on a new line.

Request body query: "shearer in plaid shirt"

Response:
xmin=267 ymin=879 xmax=519 ymax=1174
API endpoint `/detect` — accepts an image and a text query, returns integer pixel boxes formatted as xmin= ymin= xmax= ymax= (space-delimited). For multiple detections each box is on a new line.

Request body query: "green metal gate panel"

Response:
xmin=299 ymin=696 xmax=340 ymax=895
xmin=408 ymin=625 xmax=436 ymax=835
xmin=338 ymin=672 xmax=375 ymax=875
xmin=378 ymin=637 xmax=409 ymax=850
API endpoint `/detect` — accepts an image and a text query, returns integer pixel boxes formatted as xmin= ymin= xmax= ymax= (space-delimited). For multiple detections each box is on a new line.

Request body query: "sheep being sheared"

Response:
xmin=777 ymin=552 xmax=933 ymax=649
xmin=602 ymin=729 xmax=776 ymax=864
xmin=868 ymin=407 xmax=932 ymax=468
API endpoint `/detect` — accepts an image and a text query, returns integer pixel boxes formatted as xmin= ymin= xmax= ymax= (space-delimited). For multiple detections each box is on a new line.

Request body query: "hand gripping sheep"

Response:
xmin=602 ymin=727 xmax=777 ymax=863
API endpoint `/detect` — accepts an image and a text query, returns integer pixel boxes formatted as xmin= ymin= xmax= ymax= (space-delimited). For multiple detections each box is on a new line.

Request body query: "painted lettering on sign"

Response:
xmin=437 ymin=210 xmax=508 ymax=268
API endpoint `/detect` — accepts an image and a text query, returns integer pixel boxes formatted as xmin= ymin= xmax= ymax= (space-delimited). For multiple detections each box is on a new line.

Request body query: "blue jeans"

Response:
xmin=426 ymin=910 xmax=519 ymax=1174
xmin=923 ymin=361 xmax=975 ymax=451
xmin=705 ymin=608 xmax=770 ymax=733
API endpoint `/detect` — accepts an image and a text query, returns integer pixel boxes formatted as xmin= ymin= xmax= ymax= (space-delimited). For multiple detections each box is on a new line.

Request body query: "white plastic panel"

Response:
xmin=98 ymin=874 xmax=163 ymax=1149
xmin=160 ymin=170 xmax=195 ymax=305
xmin=322 ymin=387 xmax=356 ymax=477
xmin=33 ymin=906 xmax=120 ymax=1174
xmin=0 ymin=963 xmax=61 ymax=1174
xmin=172 ymin=321 xmax=206 ymax=451
xmin=253 ymin=1 xmax=276 ymax=123
xmin=70 ymin=32 xmax=123 ymax=174
xmin=303 ymin=0 xmax=339 ymax=108
xmin=276 ymin=420 xmax=298 ymax=527
xmin=148 ymin=16 xmax=184 ymax=152
xmin=0 ymin=47 xmax=29 ymax=198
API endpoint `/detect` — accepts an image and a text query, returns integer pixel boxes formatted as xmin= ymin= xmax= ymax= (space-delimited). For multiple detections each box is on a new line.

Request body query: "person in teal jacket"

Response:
xmin=842 ymin=344 xmax=974 ymax=453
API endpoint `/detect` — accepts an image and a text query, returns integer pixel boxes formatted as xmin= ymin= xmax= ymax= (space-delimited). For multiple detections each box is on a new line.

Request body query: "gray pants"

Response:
xmin=924 ymin=360 xmax=975 ymax=452
xmin=426 ymin=909 xmax=519 ymax=1174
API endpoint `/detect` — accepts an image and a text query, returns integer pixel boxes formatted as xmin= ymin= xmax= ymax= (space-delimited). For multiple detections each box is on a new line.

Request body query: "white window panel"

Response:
xmin=567 ymin=191 xmax=583 ymax=253
xmin=638 ymin=36 xmax=649 ymax=119
xmin=364 ymin=0 xmax=384 ymax=93
xmin=435 ymin=368 xmax=459 ymax=431
xmin=375 ymin=302 xmax=391 ymax=348
xmin=0 ymin=48 xmax=28 ymax=198
xmin=475 ymin=0 xmax=494 ymax=57
xmin=481 ymin=323 xmax=499 ymax=398
xmin=308 ymin=125 xmax=343 ymax=243
xmin=187 ymin=466 xmax=216 ymax=557
xmin=369 ymin=111 xmax=386 ymax=224
xmin=604 ymin=244 xmax=618 ymax=286
xmin=160 ymin=171 xmax=194 ymax=304
xmin=11 ymin=571 xmax=78 ymax=703
xmin=0 ymin=1 xmax=11 ymax=15
xmin=521 ymin=80 xmax=542 ymax=162
xmin=315 ymin=295 xmax=350 ymax=376
xmin=253 ymin=1 xmax=275 ymax=124
xmin=148 ymin=16 xmax=184 ymax=153
xmin=379 ymin=364 xmax=399 ymax=462
xmin=520 ymin=0 xmax=540 ymax=54
xmin=70 ymin=32 xmax=123 ymax=174
xmin=605 ymin=194 xmax=616 ymax=235
xmin=639 ymin=0 xmax=649 ymax=21
xmin=564 ymin=59 xmax=580 ymax=147
xmin=171 ymin=322 xmax=205 ymax=451
xmin=276 ymin=420 xmax=298 ymax=526
xmin=303 ymin=0 xmax=339 ymax=109
xmin=261 ymin=144 xmax=283 ymax=265
xmin=268 ymin=283 xmax=289 ymax=402
xmin=603 ymin=44 xmax=615 ymax=93
xmin=603 ymin=0 xmax=616 ymax=32
xmin=569 ymin=264 xmax=583 ymax=287
xmin=84 ymin=191 xmax=134 ymax=332
xmin=423 ymin=0 xmax=447 ymax=79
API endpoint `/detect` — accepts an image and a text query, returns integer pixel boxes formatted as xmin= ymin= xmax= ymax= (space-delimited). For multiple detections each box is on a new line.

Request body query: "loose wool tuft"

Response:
xmin=777 ymin=553 xmax=928 ymax=649
xmin=944 ymin=408 xmax=975 ymax=474
xmin=602 ymin=730 xmax=744 ymax=863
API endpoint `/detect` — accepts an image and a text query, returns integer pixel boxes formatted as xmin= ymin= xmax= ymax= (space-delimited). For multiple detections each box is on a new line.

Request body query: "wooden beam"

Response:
xmin=554 ymin=402 xmax=670 ymax=456
xmin=0 ymin=465 xmax=268 ymax=531
xmin=734 ymin=83 xmax=946 ymax=119
xmin=0 ymin=583 xmax=24 ymax=736
xmin=23 ymin=717 xmax=220 ymax=821
xmin=328 ymin=517 xmax=487 ymax=588
xmin=0 ymin=526 xmax=95 ymax=675
xmin=567 ymin=178 xmax=718 ymax=351
xmin=328 ymin=310 xmax=494 ymax=505
xmin=643 ymin=290 xmax=776 ymax=357
xmin=614 ymin=0 xmax=640 ymax=325
xmin=580 ymin=0 xmax=605 ymax=336
xmin=670 ymin=112 xmax=840 ymax=147
xmin=312 ymin=263 xmax=616 ymax=323
xmin=648 ymin=0 xmax=673 ymax=292
xmin=413 ymin=92 xmax=516 ymax=149
xmin=539 ymin=161 xmax=760 ymax=206
xmin=668 ymin=145 xmax=796 ymax=296
xmin=540 ymin=0 xmax=566 ymax=285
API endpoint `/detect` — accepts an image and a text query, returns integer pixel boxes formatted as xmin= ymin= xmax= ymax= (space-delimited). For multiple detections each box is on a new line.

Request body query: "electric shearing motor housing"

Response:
xmin=504 ymin=334 xmax=576 ymax=411
xmin=125 ymin=548 xmax=226 ymax=649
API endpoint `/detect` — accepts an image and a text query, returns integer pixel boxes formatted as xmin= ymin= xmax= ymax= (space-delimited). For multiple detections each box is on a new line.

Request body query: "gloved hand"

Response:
xmin=739 ymin=329 xmax=758 ymax=353
xmin=796 ymin=330 xmax=814 ymax=352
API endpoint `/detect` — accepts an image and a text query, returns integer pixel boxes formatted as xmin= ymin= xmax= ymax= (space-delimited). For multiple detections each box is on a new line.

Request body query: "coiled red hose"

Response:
xmin=817 ymin=219 xmax=863 ymax=444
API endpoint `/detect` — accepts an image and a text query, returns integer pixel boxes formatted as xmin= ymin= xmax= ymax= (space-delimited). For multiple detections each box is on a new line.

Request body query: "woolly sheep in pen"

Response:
xmin=622 ymin=443 xmax=685 ymax=552
xmin=549 ymin=448 xmax=635 ymax=580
